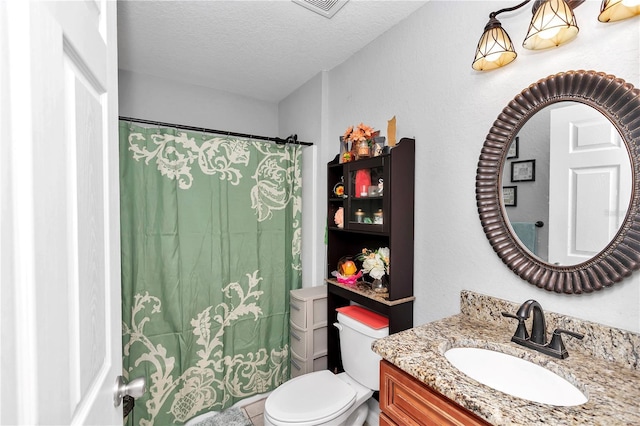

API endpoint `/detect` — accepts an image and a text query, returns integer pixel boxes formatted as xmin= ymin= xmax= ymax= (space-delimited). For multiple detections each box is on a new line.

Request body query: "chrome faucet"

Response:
xmin=502 ymin=299 xmax=584 ymax=359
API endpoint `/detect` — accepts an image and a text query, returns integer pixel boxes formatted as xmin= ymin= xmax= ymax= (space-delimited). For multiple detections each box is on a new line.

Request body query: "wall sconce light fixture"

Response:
xmin=598 ymin=0 xmax=640 ymax=22
xmin=472 ymin=12 xmax=519 ymax=71
xmin=522 ymin=0 xmax=579 ymax=50
xmin=472 ymin=0 xmax=640 ymax=71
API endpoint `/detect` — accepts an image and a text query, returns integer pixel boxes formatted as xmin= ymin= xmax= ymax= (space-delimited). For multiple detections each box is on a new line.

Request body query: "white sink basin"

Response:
xmin=444 ymin=347 xmax=587 ymax=406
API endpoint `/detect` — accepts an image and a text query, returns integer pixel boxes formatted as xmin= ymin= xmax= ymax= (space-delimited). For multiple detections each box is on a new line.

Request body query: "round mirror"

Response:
xmin=476 ymin=70 xmax=640 ymax=293
xmin=501 ymin=102 xmax=632 ymax=265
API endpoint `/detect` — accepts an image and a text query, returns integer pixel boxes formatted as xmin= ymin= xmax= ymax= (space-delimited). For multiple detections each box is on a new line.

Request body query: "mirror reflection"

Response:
xmin=501 ymin=102 xmax=632 ymax=266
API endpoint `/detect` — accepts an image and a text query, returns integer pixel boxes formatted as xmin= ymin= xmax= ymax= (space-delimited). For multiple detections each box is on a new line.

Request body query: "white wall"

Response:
xmin=118 ymin=69 xmax=279 ymax=135
xmin=504 ymin=109 xmax=551 ymax=260
xmin=279 ymin=72 xmax=327 ymax=288
xmin=284 ymin=1 xmax=640 ymax=332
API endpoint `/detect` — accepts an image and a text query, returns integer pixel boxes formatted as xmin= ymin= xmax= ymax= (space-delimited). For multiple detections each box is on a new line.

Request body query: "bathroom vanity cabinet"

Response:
xmin=379 ymin=360 xmax=490 ymax=426
xmin=289 ymin=286 xmax=328 ymax=378
xmin=325 ymin=139 xmax=415 ymax=374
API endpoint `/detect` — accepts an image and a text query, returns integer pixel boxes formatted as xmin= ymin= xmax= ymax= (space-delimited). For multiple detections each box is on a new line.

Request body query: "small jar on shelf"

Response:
xmin=354 ymin=140 xmax=370 ymax=159
xmin=374 ymin=209 xmax=383 ymax=224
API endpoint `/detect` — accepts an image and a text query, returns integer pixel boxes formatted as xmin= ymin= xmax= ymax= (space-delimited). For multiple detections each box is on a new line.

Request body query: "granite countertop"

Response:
xmin=372 ymin=291 xmax=640 ymax=426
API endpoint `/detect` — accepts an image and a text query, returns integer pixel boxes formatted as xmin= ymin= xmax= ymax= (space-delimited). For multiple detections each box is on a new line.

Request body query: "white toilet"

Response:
xmin=263 ymin=307 xmax=388 ymax=426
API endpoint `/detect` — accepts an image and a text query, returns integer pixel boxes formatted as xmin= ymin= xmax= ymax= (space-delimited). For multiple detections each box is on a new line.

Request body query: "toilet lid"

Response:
xmin=266 ymin=370 xmax=356 ymax=424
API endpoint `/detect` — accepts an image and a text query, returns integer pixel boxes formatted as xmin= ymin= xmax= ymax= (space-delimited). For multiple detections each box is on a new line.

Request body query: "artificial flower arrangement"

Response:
xmin=331 ymin=247 xmax=390 ymax=288
xmin=341 ymin=123 xmax=380 ymax=162
xmin=356 ymin=247 xmax=390 ymax=280
xmin=343 ymin=123 xmax=376 ymax=145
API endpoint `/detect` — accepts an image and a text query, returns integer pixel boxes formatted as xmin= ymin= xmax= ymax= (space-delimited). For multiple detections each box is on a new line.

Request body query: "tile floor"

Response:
xmin=240 ymin=397 xmax=266 ymax=426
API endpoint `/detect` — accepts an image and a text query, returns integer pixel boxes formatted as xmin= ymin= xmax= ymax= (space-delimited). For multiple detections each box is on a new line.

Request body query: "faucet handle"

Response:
xmin=502 ymin=312 xmax=529 ymax=340
xmin=546 ymin=328 xmax=584 ymax=359
xmin=554 ymin=328 xmax=584 ymax=340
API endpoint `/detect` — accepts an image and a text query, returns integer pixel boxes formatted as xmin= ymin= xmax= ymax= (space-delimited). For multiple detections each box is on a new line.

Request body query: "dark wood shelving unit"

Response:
xmin=326 ymin=138 xmax=415 ymax=374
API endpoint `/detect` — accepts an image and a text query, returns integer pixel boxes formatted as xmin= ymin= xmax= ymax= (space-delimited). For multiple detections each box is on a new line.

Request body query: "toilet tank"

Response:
xmin=336 ymin=310 xmax=389 ymax=390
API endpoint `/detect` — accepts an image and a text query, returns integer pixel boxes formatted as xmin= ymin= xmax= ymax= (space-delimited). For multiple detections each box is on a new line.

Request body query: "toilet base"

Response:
xmin=343 ymin=402 xmax=368 ymax=426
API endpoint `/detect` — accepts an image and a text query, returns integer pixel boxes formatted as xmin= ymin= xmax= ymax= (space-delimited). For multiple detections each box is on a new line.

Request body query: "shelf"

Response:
xmin=326 ymin=279 xmax=414 ymax=354
xmin=326 ymin=138 xmax=415 ymax=375
xmin=325 ymin=279 xmax=414 ymax=306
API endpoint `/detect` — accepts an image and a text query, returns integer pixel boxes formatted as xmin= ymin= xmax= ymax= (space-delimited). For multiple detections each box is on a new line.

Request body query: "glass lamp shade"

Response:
xmin=598 ymin=0 xmax=640 ymax=22
xmin=472 ymin=17 xmax=517 ymax=71
xmin=523 ymin=0 xmax=579 ymax=50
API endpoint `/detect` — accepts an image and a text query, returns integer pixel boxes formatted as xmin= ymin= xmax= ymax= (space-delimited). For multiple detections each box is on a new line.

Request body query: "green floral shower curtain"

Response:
xmin=119 ymin=122 xmax=302 ymax=425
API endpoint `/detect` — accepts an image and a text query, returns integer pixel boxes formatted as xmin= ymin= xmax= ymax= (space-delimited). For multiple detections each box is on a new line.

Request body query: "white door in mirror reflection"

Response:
xmin=548 ymin=104 xmax=631 ymax=266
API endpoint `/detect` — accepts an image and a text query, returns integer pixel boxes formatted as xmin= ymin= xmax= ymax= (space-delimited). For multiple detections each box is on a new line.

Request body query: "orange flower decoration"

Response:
xmin=343 ymin=123 xmax=375 ymax=144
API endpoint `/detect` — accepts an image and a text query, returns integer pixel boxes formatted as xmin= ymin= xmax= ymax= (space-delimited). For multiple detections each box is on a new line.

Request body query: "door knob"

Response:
xmin=113 ymin=376 xmax=146 ymax=407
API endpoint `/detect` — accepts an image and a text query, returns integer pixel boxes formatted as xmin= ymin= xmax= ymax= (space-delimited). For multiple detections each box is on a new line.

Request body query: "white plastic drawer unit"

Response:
xmin=290 ymin=323 xmax=328 ymax=359
xmin=290 ymin=353 xmax=328 ymax=379
xmin=313 ymin=355 xmax=327 ymax=371
xmin=290 ymin=352 xmax=305 ymax=378
xmin=289 ymin=285 xmax=328 ymax=376
xmin=290 ymin=288 xmax=327 ymax=330
xmin=289 ymin=323 xmax=307 ymax=357
xmin=289 ymin=298 xmax=307 ymax=329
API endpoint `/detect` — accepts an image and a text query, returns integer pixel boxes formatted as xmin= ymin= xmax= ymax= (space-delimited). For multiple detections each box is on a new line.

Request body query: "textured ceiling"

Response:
xmin=117 ymin=1 xmax=427 ymax=102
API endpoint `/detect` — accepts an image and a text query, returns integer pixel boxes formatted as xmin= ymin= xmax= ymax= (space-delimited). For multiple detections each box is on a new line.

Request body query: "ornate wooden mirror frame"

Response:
xmin=476 ymin=70 xmax=640 ymax=293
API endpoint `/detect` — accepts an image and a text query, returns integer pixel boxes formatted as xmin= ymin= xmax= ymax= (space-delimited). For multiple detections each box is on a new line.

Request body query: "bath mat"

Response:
xmin=187 ymin=407 xmax=252 ymax=426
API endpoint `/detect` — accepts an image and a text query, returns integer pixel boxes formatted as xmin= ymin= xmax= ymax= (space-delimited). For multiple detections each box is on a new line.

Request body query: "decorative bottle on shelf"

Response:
xmin=355 ymin=140 xmax=370 ymax=159
xmin=374 ymin=209 xmax=383 ymax=224
xmin=371 ymin=276 xmax=388 ymax=293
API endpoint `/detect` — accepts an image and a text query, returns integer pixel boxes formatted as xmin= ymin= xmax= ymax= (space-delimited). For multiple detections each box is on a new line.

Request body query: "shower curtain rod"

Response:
xmin=119 ymin=116 xmax=313 ymax=146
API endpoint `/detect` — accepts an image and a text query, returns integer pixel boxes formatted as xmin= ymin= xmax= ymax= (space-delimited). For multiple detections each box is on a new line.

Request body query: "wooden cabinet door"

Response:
xmin=380 ymin=360 xmax=490 ymax=426
xmin=380 ymin=412 xmax=397 ymax=426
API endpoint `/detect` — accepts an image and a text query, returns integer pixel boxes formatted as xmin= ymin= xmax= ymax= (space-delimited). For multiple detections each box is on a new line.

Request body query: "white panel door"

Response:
xmin=0 ymin=1 xmax=122 ymax=424
xmin=548 ymin=103 xmax=631 ymax=266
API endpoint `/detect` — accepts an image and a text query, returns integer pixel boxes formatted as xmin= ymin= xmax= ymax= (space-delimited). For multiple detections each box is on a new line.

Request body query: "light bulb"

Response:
xmin=536 ymin=26 xmax=561 ymax=39
xmin=484 ymin=51 xmax=504 ymax=62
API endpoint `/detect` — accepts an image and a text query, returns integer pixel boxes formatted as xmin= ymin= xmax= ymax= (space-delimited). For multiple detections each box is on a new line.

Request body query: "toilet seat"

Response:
xmin=265 ymin=370 xmax=356 ymax=425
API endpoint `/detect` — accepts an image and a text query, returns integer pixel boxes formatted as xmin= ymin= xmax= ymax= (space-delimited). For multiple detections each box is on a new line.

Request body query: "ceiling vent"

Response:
xmin=292 ymin=0 xmax=349 ymax=19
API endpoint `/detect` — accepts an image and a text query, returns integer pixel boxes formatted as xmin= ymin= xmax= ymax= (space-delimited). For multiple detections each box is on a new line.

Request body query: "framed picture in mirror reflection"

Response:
xmin=511 ymin=159 xmax=535 ymax=182
xmin=507 ymin=136 xmax=519 ymax=159
xmin=503 ymin=186 xmax=517 ymax=207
